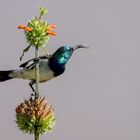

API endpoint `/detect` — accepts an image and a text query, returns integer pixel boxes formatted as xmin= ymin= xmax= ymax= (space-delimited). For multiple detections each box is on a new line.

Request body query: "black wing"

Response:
xmin=19 ymin=55 xmax=51 ymax=68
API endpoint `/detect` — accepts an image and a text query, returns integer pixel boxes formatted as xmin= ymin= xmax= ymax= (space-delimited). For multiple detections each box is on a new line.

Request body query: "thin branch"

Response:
xmin=35 ymin=46 xmax=40 ymax=99
xmin=34 ymin=46 xmax=40 ymax=140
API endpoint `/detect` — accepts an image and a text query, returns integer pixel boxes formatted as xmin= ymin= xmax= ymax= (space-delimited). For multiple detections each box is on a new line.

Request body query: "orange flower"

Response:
xmin=47 ymin=31 xmax=57 ymax=36
xmin=18 ymin=25 xmax=26 ymax=29
xmin=24 ymin=27 xmax=33 ymax=32
xmin=46 ymin=24 xmax=57 ymax=36
xmin=18 ymin=25 xmax=32 ymax=32
xmin=48 ymin=24 xmax=56 ymax=29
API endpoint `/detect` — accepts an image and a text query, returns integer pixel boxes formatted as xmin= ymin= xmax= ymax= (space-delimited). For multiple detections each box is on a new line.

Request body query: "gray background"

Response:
xmin=0 ymin=0 xmax=140 ymax=140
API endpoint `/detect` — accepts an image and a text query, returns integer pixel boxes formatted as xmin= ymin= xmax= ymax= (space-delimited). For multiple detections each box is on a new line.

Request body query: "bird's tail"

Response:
xmin=0 ymin=70 xmax=13 ymax=82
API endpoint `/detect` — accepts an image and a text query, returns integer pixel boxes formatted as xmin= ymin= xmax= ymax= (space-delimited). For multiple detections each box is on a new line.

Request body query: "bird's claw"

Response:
xmin=29 ymin=81 xmax=36 ymax=93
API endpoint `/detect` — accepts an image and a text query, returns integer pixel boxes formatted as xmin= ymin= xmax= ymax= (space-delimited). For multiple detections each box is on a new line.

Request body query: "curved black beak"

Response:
xmin=73 ymin=44 xmax=89 ymax=51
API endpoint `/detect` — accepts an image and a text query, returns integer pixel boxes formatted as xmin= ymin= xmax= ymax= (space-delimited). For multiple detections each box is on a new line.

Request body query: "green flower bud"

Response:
xmin=39 ymin=7 xmax=48 ymax=17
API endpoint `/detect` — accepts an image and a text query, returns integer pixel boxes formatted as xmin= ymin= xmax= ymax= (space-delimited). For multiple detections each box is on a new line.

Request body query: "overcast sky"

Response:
xmin=0 ymin=0 xmax=140 ymax=140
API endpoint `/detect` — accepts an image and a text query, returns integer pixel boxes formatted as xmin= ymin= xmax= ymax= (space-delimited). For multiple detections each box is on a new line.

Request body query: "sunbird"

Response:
xmin=0 ymin=45 xmax=88 ymax=91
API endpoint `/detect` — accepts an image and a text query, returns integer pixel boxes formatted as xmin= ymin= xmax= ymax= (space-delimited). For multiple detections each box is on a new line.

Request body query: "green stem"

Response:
xmin=34 ymin=127 xmax=40 ymax=140
xmin=34 ymin=46 xmax=40 ymax=140
xmin=35 ymin=46 xmax=40 ymax=99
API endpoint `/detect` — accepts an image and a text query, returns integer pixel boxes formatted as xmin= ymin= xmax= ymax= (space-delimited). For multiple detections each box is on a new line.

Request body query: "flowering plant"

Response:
xmin=18 ymin=7 xmax=56 ymax=60
xmin=15 ymin=7 xmax=56 ymax=140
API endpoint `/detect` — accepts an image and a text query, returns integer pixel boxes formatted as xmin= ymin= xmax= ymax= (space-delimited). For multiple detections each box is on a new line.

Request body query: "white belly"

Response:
xmin=10 ymin=60 xmax=55 ymax=82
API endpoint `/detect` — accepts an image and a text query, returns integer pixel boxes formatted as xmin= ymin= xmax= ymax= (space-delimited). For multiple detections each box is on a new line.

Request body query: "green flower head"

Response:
xmin=18 ymin=7 xmax=57 ymax=60
xmin=18 ymin=7 xmax=56 ymax=47
xmin=15 ymin=97 xmax=56 ymax=134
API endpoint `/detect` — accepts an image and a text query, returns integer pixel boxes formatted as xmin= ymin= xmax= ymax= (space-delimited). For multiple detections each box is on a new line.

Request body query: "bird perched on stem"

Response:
xmin=0 ymin=45 xmax=88 ymax=92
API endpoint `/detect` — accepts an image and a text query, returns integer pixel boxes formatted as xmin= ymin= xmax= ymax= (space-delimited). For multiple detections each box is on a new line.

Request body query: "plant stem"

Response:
xmin=35 ymin=46 xmax=40 ymax=99
xmin=34 ymin=46 xmax=40 ymax=140
xmin=34 ymin=127 xmax=40 ymax=140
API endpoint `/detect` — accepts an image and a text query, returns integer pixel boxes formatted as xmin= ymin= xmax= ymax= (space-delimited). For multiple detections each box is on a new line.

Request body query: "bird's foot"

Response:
xmin=29 ymin=81 xmax=36 ymax=93
xmin=29 ymin=81 xmax=39 ymax=99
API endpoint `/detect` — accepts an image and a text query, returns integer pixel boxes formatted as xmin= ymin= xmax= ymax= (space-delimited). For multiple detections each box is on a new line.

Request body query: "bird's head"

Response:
xmin=52 ymin=45 xmax=89 ymax=65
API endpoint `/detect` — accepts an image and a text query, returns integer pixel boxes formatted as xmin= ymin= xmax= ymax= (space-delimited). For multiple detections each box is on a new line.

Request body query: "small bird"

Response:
xmin=0 ymin=45 xmax=88 ymax=91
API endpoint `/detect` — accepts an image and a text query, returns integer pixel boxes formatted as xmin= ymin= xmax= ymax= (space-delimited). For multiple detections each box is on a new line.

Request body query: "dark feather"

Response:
xmin=19 ymin=55 xmax=51 ymax=68
xmin=48 ymin=57 xmax=65 ymax=76
xmin=0 ymin=70 xmax=13 ymax=81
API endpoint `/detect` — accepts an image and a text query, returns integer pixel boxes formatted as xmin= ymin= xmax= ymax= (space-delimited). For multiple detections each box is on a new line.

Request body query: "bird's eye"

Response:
xmin=68 ymin=47 xmax=73 ymax=52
